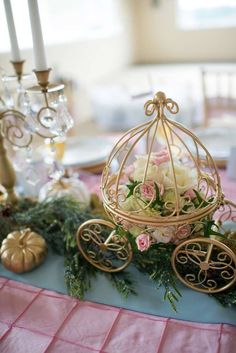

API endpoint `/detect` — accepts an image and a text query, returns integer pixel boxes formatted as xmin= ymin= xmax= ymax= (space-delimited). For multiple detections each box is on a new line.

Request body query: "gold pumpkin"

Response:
xmin=0 ymin=228 xmax=47 ymax=273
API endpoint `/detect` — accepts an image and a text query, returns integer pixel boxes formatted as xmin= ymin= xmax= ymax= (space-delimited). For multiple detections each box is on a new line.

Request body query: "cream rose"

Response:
xmin=121 ymin=194 xmax=158 ymax=217
xmin=162 ymin=189 xmax=190 ymax=213
xmin=129 ymin=225 xmax=146 ymax=237
xmin=121 ymin=194 xmax=140 ymax=212
xmin=158 ymin=162 xmax=197 ymax=194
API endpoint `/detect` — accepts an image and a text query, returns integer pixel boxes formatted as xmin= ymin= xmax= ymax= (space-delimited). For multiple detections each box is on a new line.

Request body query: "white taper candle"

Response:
xmin=27 ymin=0 xmax=48 ymax=71
xmin=3 ymin=0 xmax=21 ymax=61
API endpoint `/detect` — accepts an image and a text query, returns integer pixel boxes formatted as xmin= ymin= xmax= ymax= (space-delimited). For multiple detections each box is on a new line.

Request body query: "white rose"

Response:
xmin=132 ymin=154 xmax=167 ymax=183
xmin=151 ymin=226 xmax=176 ymax=243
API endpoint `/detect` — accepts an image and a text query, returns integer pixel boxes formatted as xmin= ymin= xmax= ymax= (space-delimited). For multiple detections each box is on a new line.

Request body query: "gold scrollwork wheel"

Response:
xmin=171 ymin=237 xmax=236 ymax=293
xmin=76 ymin=219 xmax=133 ymax=273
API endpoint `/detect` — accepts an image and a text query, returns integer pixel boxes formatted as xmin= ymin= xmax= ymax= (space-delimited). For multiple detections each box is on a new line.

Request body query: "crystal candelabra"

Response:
xmin=0 ymin=60 xmax=73 ymax=203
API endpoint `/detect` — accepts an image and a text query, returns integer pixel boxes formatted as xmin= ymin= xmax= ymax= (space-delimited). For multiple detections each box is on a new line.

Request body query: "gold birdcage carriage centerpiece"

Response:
xmin=77 ymin=91 xmax=236 ymax=294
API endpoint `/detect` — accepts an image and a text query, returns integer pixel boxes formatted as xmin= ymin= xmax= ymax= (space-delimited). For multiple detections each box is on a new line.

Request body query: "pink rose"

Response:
xmin=140 ymin=181 xmax=164 ymax=201
xmin=152 ymin=148 xmax=170 ymax=166
xmin=185 ymin=188 xmax=196 ymax=200
xmin=136 ymin=233 xmax=151 ymax=251
xmin=173 ymin=224 xmax=191 ymax=244
xmin=140 ymin=181 xmax=155 ymax=200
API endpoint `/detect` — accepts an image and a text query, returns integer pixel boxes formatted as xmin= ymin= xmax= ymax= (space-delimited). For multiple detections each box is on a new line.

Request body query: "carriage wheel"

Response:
xmin=76 ymin=219 xmax=133 ymax=273
xmin=171 ymin=237 xmax=236 ymax=293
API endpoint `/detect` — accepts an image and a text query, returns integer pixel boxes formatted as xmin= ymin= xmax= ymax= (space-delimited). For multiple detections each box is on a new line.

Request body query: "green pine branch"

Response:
xmin=211 ymin=287 xmax=236 ymax=307
xmin=106 ymin=271 xmax=137 ymax=298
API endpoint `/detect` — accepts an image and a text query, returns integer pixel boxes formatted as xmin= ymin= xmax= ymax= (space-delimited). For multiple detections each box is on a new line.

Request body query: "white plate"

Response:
xmin=192 ymin=127 xmax=236 ymax=161
xmin=62 ymin=136 xmax=114 ymax=167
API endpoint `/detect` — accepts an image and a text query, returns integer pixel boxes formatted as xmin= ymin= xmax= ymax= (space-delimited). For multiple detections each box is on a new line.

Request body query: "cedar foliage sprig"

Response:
xmin=106 ymin=272 xmax=137 ymax=298
xmin=64 ymin=251 xmax=97 ymax=299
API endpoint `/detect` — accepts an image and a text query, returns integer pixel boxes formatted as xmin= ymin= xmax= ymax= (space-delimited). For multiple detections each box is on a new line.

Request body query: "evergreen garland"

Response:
xmin=0 ymin=196 xmax=235 ymax=311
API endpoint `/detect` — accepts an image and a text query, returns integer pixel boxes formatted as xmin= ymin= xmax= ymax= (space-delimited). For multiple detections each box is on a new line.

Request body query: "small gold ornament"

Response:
xmin=0 ymin=228 xmax=47 ymax=273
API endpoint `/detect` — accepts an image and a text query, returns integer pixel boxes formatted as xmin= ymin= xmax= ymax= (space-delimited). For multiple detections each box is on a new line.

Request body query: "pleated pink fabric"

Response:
xmin=0 ymin=277 xmax=235 ymax=353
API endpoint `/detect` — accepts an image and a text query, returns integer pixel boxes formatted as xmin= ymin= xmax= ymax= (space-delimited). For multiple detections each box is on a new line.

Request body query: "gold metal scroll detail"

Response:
xmin=0 ymin=109 xmax=33 ymax=203
xmin=171 ymin=237 xmax=236 ymax=293
xmin=76 ymin=219 xmax=133 ymax=273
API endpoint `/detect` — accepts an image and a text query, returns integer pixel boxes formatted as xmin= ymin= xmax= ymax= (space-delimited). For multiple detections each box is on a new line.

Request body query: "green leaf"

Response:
xmin=126 ymin=181 xmax=141 ymax=198
xmin=165 ymin=291 xmax=178 ymax=312
xmin=151 ymin=183 xmax=164 ymax=209
xmin=193 ymin=189 xmax=214 ymax=208
xmin=203 ymin=219 xmax=225 ymax=238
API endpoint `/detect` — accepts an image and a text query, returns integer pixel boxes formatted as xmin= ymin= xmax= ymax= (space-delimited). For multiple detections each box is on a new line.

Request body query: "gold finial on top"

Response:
xmin=154 ymin=91 xmax=166 ymax=103
xmin=144 ymin=91 xmax=179 ymax=117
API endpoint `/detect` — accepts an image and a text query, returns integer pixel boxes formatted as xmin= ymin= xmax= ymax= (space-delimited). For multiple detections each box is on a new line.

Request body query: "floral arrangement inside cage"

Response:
xmin=101 ymin=91 xmax=223 ymax=251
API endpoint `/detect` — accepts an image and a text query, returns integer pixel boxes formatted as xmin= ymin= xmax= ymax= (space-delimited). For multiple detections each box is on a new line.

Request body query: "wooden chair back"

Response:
xmin=201 ymin=68 xmax=236 ymax=127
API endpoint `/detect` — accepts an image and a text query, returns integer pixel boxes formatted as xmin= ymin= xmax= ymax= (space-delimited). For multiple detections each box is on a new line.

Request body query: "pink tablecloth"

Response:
xmin=0 ymin=277 xmax=235 ymax=353
xmin=81 ymin=169 xmax=236 ymax=203
xmin=219 ymin=170 xmax=236 ymax=202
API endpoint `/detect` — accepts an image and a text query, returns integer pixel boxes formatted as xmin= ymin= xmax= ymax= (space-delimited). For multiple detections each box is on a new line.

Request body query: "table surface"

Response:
xmin=1 ymin=169 xmax=236 ymax=327
xmin=1 ymin=248 xmax=236 ymax=326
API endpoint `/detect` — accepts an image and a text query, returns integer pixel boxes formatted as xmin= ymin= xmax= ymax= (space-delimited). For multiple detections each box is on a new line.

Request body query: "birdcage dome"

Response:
xmin=101 ymin=92 xmax=223 ymax=235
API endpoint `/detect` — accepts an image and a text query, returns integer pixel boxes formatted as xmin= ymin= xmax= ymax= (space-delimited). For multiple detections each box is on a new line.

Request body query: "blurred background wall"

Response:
xmin=1 ymin=0 xmax=236 ymax=132
xmin=132 ymin=0 xmax=236 ymax=63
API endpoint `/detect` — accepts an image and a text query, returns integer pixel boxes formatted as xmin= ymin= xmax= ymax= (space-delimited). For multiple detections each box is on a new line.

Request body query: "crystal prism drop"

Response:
xmin=25 ymin=166 xmax=41 ymax=186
